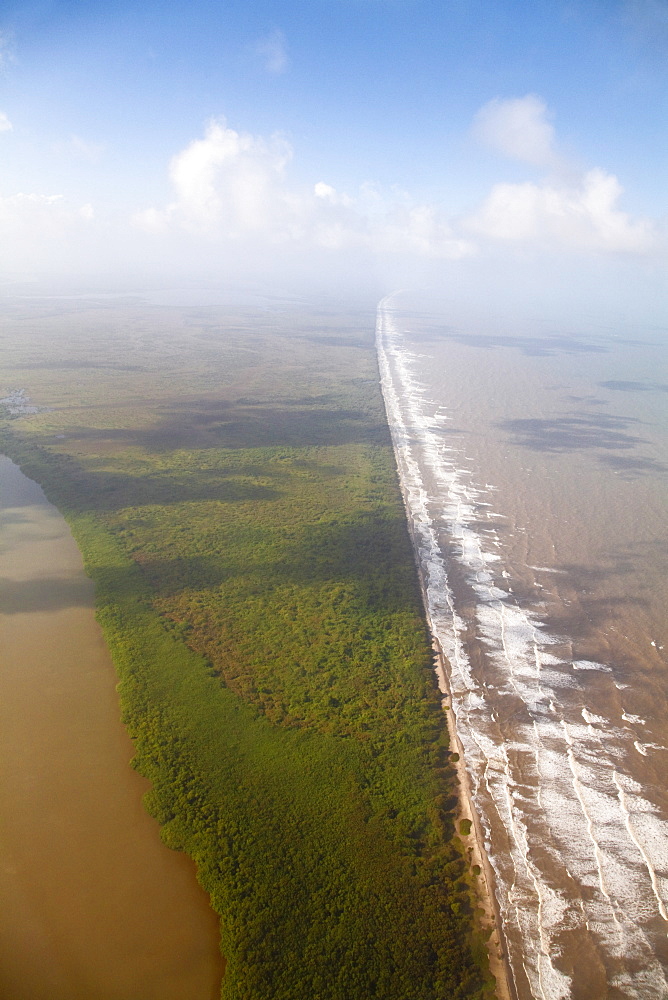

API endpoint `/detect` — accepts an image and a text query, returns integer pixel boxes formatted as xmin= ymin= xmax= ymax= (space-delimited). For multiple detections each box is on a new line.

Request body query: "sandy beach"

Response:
xmin=406 ymin=518 xmax=517 ymax=1000
xmin=377 ymin=302 xmax=515 ymax=998
xmin=434 ymin=642 xmax=516 ymax=1000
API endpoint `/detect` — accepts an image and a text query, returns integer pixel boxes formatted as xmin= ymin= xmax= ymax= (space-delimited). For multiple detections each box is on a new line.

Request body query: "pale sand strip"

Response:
xmin=432 ymin=640 xmax=517 ymax=1000
xmin=402 ymin=510 xmax=516 ymax=1000
xmin=375 ymin=300 xmax=517 ymax=999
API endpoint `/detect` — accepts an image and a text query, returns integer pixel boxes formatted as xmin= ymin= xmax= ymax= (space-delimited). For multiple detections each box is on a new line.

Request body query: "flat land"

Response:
xmin=0 ymin=293 xmax=495 ymax=999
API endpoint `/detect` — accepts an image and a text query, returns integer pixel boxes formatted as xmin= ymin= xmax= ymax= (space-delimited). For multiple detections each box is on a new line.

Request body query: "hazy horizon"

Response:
xmin=0 ymin=0 xmax=667 ymax=318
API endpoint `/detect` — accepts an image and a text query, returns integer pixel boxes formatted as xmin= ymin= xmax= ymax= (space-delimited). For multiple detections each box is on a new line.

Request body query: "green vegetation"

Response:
xmin=459 ymin=820 xmax=473 ymax=837
xmin=0 ymin=296 xmax=493 ymax=998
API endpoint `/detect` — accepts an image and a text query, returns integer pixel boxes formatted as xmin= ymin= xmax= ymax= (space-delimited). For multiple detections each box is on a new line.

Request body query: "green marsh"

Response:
xmin=0 ymin=296 xmax=492 ymax=999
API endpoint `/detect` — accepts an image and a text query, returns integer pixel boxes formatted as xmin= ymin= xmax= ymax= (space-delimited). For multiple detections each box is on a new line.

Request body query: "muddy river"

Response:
xmin=0 ymin=455 xmax=224 ymax=1000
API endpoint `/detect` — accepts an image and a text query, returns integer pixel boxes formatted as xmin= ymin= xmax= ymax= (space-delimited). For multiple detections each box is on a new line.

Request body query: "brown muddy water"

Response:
xmin=0 ymin=455 xmax=223 ymax=1000
xmin=377 ymin=295 xmax=668 ymax=1000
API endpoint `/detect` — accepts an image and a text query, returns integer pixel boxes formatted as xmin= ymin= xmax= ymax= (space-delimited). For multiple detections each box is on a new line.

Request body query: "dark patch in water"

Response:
xmin=13 ymin=360 xmax=145 ymax=371
xmin=599 ymin=454 xmax=668 ymax=476
xmin=0 ymin=575 xmax=92 ymax=614
xmin=409 ymin=330 xmax=610 ymax=357
xmin=497 ymin=412 xmax=647 ymax=453
xmin=599 ymin=380 xmax=668 ymax=393
xmin=559 ymin=559 xmax=637 ymax=585
xmin=562 ymin=395 xmax=608 ymax=406
xmin=544 ymin=594 xmax=648 ymax=642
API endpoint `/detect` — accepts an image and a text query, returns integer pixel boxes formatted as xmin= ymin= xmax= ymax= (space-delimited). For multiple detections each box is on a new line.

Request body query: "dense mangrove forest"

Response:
xmin=0 ymin=294 xmax=494 ymax=999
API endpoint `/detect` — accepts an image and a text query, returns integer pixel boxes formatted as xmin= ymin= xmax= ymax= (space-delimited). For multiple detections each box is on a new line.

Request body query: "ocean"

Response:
xmin=376 ymin=291 xmax=668 ymax=1000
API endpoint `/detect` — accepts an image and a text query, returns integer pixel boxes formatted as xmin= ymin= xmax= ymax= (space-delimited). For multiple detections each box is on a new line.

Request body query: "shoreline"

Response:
xmin=376 ymin=296 xmax=668 ymax=999
xmin=380 ymin=410 xmax=518 ymax=999
xmin=409 ymin=530 xmax=517 ymax=1000
xmin=389 ymin=451 xmax=517 ymax=997
xmin=432 ymin=639 xmax=516 ymax=1000
xmin=375 ymin=301 xmax=516 ymax=1000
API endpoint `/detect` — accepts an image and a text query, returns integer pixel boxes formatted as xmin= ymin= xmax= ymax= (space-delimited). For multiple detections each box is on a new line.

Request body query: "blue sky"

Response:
xmin=1 ymin=0 xmax=666 ymax=301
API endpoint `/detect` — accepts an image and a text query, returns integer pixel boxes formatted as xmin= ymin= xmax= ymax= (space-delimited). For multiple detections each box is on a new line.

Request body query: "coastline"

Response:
xmin=375 ymin=299 xmax=516 ymax=1000
xmin=376 ymin=293 xmax=668 ymax=998
xmin=3 ymin=295 xmax=500 ymax=1000
xmin=433 ymin=639 xmax=516 ymax=1000
xmin=406 ymin=522 xmax=516 ymax=1000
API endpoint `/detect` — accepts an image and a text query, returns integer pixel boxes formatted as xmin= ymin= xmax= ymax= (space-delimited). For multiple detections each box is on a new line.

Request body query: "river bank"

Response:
xmin=1 ymin=294 xmax=496 ymax=999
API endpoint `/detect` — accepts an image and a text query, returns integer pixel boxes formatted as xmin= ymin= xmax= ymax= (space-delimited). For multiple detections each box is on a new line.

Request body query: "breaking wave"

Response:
xmin=376 ymin=296 xmax=668 ymax=999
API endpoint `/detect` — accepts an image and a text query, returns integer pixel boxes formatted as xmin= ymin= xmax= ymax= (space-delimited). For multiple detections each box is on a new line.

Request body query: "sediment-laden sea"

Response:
xmin=377 ymin=293 xmax=668 ymax=1000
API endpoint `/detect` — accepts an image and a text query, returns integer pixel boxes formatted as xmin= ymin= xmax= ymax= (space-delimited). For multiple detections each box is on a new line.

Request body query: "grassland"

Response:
xmin=0 ymin=293 xmax=493 ymax=999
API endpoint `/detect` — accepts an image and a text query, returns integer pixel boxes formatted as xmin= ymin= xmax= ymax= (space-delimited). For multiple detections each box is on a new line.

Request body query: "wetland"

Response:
xmin=0 ymin=292 xmax=492 ymax=1000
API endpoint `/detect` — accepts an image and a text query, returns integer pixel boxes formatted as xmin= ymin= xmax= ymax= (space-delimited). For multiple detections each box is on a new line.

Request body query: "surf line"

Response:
xmin=375 ymin=296 xmax=517 ymax=1000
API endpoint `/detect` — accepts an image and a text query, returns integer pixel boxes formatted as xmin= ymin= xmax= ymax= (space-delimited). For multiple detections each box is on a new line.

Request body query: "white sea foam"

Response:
xmin=375 ymin=297 xmax=668 ymax=999
xmin=572 ymin=660 xmax=613 ymax=672
xmin=582 ymin=708 xmax=609 ymax=726
xmin=622 ymin=712 xmax=647 ymax=726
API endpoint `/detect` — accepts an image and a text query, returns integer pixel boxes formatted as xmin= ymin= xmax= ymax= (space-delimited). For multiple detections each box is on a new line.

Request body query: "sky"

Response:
xmin=0 ymin=0 xmax=666 ymax=314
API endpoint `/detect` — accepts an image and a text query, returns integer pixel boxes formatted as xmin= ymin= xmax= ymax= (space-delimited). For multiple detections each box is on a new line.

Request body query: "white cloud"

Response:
xmin=135 ymin=120 xmax=293 ymax=236
xmin=0 ymin=192 xmax=96 ymax=234
xmin=0 ymin=91 xmax=659 ymax=286
xmin=0 ymin=192 xmax=100 ymax=274
xmin=314 ymin=181 xmax=337 ymax=202
xmin=0 ymin=111 xmax=12 ymax=132
xmin=472 ymin=94 xmax=557 ymax=167
xmin=256 ymin=29 xmax=289 ymax=74
xmin=358 ymin=201 xmax=474 ymax=259
xmin=0 ymin=192 xmax=64 ymax=217
xmin=314 ymin=182 xmax=352 ymax=207
xmin=135 ymin=110 xmax=664 ymax=264
xmin=68 ymin=134 xmax=105 ymax=162
xmin=134 ymin=119 xmax=473 ymax=259
xmin=466 ymin=93 xmax=657 ymax=254
xmin=467 ymin=168 xmax=655 ymax=252
xmin=131 ymin=111 xmax=660 ymax=273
